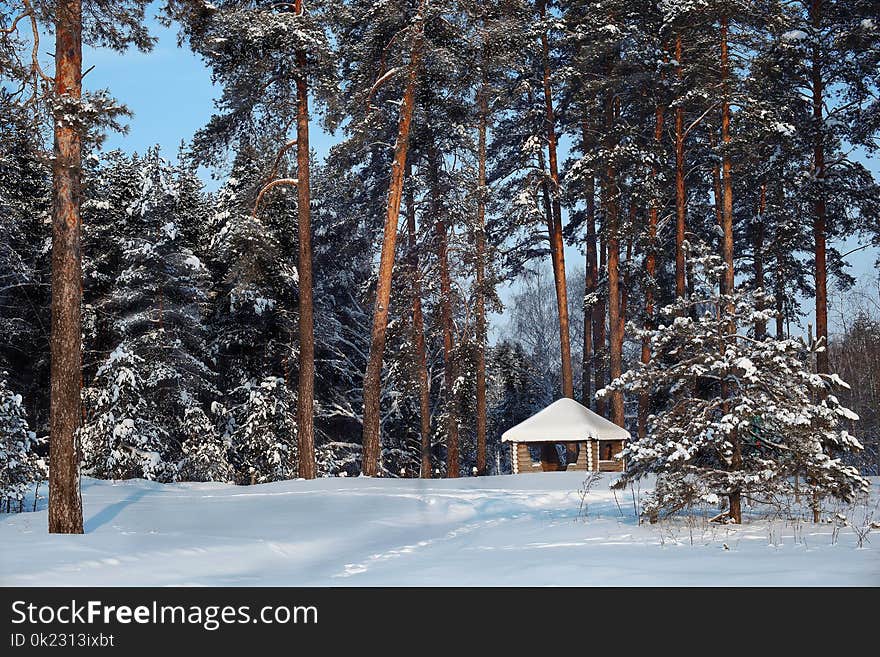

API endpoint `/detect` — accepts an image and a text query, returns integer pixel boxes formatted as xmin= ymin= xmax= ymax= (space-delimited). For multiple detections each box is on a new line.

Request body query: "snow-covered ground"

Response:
xmin=2 ymin=473 xmax=878 ymax=586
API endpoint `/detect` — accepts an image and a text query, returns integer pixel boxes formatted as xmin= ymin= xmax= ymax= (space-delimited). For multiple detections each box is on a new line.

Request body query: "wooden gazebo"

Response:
xmin=502 ymin=398 xmax=630 ymax=474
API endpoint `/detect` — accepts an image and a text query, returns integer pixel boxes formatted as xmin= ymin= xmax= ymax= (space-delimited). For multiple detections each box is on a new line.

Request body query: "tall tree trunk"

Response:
xmin=604 ymin=91 xmax=624 ymax=428
xmin=405 ymin=162 xmax=431 ymax=478
xmin=294 ymin=0 xmax=316 ymax=479
xmin=754 ymin=183 xmax=766 ymax=338
xmin=709 ymin=131 xmax=724 ymax=320
xmin=361 ymin=20 xmax=423 ymax=477
xmin=720 ymin=14 xmax=741 ymax=524
xmin=720 ymin=20 xmax=735 ymax=317
xmin=430 ymin=148 xmax=459 ymax=478
xmin=538 ymin=0 xmax=573 ymax=399
xmin=49 ymin=0 xmax=84 ymax=534
xmin=640 ymin=101 xmax=664 ymax=438
xmin=674 ymin=33 xmax=687 ymax=301
xmin=474 ymin=68 xmax=489 ymax=475
xmin=594 ymin=235 xmax=607 ymax=416
xmin=607 ymin=210 xmax=623 ymax=426
xmin=811 ymin=0 xmax=828 ymax=375
xmin=582 ymin=122 xmax=596 ymax=408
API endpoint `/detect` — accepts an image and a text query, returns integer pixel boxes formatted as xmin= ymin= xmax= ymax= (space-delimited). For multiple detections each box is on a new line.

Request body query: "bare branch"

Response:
xmin=839 ymin=243 xmax=872 ymax=259
xmin=266 ymin=139 xmax=298 ymax=182
xmin=365 ymin=66 xmax=401 ymax=114
xmin=0 ymin=10 xmax=28 ymax=34
xmin=683 ymin=101 xmax=721 ymax=138
xmin=252 ymin=178 xmax=299 ymax=221
xmin=379 ymin=25 xmax=411 ymax=74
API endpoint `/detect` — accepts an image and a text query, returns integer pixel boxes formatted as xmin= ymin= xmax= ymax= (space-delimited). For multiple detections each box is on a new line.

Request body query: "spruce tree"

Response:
xmin=605 ymin=244 xmax=869 ymax=523
xmin=81 ymin=149 xmax=217 ymax=481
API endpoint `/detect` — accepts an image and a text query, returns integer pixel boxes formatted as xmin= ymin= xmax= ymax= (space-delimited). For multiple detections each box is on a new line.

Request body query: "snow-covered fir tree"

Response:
xmin=603 ymin=245 xmax=870 ymax=523
xmin=202 ymin=148 xmax=300 ymax=481
xmin=81 ymin=149 xmax=217 ymax=481
xmin=0 ymin=372 xmax=46 ymax=512
xmin=220 ymin=376 xmax=296 ymax=484
xmin=0 ymin=97 xmax=51 ymax=435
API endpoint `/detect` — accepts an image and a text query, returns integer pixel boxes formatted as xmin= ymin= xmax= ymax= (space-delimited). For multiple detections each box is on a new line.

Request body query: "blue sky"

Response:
xmin=86 ymin=14 xmax=878 ymax=335
xmin=84 ymin=17 xmax=339 ymax=182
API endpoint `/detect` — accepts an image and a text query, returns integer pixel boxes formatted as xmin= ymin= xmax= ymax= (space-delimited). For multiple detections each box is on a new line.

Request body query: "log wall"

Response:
xmin=509 ymin=440 xmax=626 ymax=474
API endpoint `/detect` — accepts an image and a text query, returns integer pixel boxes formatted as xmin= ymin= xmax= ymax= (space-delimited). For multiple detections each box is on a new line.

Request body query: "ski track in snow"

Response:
xmin=1 ymin=473 xmax=878 ymax=586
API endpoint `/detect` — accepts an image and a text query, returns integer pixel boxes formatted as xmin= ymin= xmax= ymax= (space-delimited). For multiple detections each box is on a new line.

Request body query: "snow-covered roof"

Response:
xmin=501 ymin=398 xmax=631 ymax=443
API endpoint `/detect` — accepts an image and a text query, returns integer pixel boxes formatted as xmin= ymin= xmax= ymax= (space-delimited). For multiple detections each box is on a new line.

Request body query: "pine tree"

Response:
xmin=3 ymin=0 xmax=155 ymax=532
xmin=221 ymin=376 xmax=296 ymax=484
xmin=534 ymin=0 xmax=574 ymax=400
xmin=338 ymin=0 xmax=427 ymax=476
xmin=170 ymin=0 xmax=339 ymax=480
xmin=766 ymin=0 xmax=880 ymax=373
xmin=49 ymin=0 xmax=88 ymax=533
xmin=180 ymin=406 xmax=233 ymax=482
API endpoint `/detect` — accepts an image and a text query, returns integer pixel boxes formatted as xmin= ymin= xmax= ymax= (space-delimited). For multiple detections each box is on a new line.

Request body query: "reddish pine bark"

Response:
xmin=720 ymin=15 xmax=741 ymax=524
xmin=604 ymin=91 xmax=624 ymax=428
xmin=294 ymin=0 xmax=316 ymax=479
xmin=607 ymin=216 xmax=623 ymax=427
xmin=361 ymin=20 xmax=423 ymax=477
xmin=720 ymin=19 xmax=735 ymax=314
xmin=538 ymin=0 xmax=574 ymax=399
xmin=49 ymin=0 xmax=84 ymax=534
xmin=474 ymin=71 xmax=489 ymax=475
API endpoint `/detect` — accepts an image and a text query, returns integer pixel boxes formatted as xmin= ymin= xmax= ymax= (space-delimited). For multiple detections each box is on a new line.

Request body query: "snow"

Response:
xmin=161 ymin=222 xmax=179 ymax=240
xmin=502 ymin=398 xmax=630 ymax=443
xmin=735 ymin=356 xmax=756 ymax=377
xmin=2 ymin=473 xmax=878 ymax=586
xmin=184 ymin=255 xmax=203 ymax=271
xmin=782 ymin=30 xmax=807 ymax=42
xmin=772 ymin=121 xmax=795 ymax=137
xmin=253 ymin=297 xmax=275 ymax=315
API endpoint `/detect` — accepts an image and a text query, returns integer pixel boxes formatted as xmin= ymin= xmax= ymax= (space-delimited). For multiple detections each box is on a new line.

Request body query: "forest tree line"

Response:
xmin=1 ymin=0 xmax=878 ymax=527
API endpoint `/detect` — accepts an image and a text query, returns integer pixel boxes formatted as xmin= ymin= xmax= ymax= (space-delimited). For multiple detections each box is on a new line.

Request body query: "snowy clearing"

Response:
xmin=2 ymin=473 xmax=878 ymax=586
